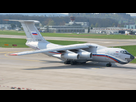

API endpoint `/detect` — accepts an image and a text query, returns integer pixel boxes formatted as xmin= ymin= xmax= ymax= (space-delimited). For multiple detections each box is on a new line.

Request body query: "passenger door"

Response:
xmin=114 ymin=51 xmax=120 ymax=58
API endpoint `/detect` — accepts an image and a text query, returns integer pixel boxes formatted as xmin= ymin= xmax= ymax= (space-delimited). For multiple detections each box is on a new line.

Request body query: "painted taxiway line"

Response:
xmin=5 ymin=53 xmax=43 ymax=62
xmin=0 ymin=51 xmax=23 ymax=54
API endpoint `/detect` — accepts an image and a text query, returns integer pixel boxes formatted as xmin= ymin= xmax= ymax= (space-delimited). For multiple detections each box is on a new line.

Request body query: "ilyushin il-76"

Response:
xmin=4 ymin=19 xmax=134 ymax=67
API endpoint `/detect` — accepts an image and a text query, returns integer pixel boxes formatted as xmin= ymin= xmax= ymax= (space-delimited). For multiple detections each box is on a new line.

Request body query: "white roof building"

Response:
xmin=40 ymin=17 xmax=89 ymax=33
xmin=0 ymin=24 xmax=11 ymax=29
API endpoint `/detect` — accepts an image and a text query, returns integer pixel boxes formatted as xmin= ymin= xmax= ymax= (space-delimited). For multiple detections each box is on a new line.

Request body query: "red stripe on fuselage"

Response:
xmin=93 ymin=55 xmax=118 ymax=63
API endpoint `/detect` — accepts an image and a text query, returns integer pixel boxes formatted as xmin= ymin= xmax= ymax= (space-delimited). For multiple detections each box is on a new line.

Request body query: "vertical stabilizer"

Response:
xmin=4 ymin=19 xmax=48 ymax=43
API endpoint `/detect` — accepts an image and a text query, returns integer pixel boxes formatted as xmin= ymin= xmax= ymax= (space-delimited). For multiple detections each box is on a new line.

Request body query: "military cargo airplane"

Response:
xmin=4 ymin=19 xmax=135 ymax=67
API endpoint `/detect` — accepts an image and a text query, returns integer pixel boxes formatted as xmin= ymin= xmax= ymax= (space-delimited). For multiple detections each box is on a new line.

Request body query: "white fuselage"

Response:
xmin=26 ymin=41 xmax=134 ymax=64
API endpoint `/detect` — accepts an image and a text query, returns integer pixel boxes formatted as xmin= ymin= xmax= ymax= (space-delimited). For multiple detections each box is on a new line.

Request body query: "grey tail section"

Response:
xmin=4 ymin=19 xmax=49 ymax=43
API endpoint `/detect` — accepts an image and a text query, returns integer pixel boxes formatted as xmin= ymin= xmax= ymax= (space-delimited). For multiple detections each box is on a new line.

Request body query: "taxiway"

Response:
xmin=0 ymin=35 xmax=136 ymax=90
xmin=0 ymin=48 xmax=136 ymax=90
xmin=0 ymin=35 xmax=136 ymax=46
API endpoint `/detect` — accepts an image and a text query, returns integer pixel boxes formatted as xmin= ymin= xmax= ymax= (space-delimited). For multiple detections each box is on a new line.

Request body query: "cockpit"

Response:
xmin=120 ymin=50 xmax=134 ymax=63
xmin=120 ymin=50 xmax=129 ymax=54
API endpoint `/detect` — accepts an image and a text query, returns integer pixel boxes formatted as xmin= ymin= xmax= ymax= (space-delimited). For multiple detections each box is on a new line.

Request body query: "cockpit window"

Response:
xmin=124 ymin=51 xmax=128 ymax=54
xmin=120 ymin=50 xmax=129 ymax=54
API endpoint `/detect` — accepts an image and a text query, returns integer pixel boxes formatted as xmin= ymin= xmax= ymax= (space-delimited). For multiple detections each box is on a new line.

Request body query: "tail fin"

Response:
xmin=4 ymin=19 xmax=48 ymax=43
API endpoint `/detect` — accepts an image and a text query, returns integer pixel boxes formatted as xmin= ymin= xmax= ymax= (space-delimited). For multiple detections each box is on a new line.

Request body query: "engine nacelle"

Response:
xmin=78 ymin=51 xmax=92 ymax=59
xmin=61 ymin=53 xmax=79 ymax=60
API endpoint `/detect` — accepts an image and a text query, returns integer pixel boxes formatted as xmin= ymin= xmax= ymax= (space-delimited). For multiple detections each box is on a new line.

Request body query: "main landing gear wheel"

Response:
xmin=79 ymin=62 xmax=86 ymax=64
xmin=64 ymin=60 xmax=71 ymax=64
xmin=70 ymin=61 xmax=77 ymax=65
xmin=106 ymin=63 xmax=112 ymax=67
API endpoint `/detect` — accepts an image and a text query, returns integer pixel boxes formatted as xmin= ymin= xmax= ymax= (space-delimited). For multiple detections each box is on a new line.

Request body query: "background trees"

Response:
xmin=0 ymin=14 xmax=119 ymax=27
xmin=68 ymin=13 xmax=132 ymax=22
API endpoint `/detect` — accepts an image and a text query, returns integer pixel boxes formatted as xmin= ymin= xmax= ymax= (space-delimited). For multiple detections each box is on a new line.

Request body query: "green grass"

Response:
xmin=114 ymin=45 xmax=136 ymax=63
xmin=0 ymin=37 xmax=136 ymax=63
xmin=41 ymin=33 xmax=136 ymax=39
xmin=0 ymin=38 xmax=28 ymax=48
xmin=1 ymin=30 xmax=136 ymax=39
xmin=0 ymin=30 xmax=25 ymax=35
xmin=48 ymin=40 xmax=86 ymax=45
xmin=130 ymin=59 xmax=136 ymax=63
xmin=0 ymin=38 xmax=86 ymax=48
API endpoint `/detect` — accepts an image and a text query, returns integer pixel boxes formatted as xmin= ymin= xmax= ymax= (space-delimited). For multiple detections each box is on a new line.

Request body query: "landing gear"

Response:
xmin=64 ymin=60 xmax=86 ymax=65
xmin=64 ymin=60 xmax=71 ymax=64
xmin=106 ymin=63 xmax=112 ymax=67
xmin=79 ymin=62 xmax=86 ymax=64
xmin=64 ymin=60 xmax=77 ymax=65
xmin=70 ymin=61 xmax=77 ymax=65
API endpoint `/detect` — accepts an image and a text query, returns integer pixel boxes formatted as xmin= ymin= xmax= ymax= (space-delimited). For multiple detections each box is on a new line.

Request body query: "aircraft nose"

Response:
xmin=130 ymin=55 xmax=135 ymax=60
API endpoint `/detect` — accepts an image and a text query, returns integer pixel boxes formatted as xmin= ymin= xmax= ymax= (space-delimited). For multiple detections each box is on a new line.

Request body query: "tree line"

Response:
xmin=0 ymin=14 xmax=119 ymax=28
xmin=69 ymin=13 xmax=133 ymax=22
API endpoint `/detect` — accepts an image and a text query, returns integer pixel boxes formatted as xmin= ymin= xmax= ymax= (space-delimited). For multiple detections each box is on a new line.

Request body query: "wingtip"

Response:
xmin=9 ymin=54 xmax=18 ymax=56
xmin=3 ymin=19 xmax=9 ymax=21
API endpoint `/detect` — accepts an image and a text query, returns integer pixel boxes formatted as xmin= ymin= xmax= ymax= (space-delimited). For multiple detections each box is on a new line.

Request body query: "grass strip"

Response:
xmin=0 ymin=30 xmax=136 ymax=39
xmin=0 ymin=38 xmax=86 ymax=48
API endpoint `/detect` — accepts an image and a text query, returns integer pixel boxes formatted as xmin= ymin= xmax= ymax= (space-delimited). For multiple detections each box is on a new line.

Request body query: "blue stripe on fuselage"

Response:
xmin=92 ymin=54 xmax=127 ymax=64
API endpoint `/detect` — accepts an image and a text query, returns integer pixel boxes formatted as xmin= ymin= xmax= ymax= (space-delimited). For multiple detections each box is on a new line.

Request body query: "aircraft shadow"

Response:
xmin=24 ymin=61 xmax=136 ymax=70
xmin=40 ymin=60 xmax=63 ymax=63
xmin=24 ymin=65 xmax=102 ymax=70
xmin=112 ymin=65 xmax=136 ymax=69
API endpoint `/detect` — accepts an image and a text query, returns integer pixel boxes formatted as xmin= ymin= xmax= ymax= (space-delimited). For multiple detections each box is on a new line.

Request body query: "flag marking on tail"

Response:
xmin=32 ymin=31 xmax=38 ymax=35
xmin=32 ymin=33 xmax=38 ymax=35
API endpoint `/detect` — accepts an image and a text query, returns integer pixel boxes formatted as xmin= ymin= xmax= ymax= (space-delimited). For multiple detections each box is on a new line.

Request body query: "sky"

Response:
xmin=61 ymin=13 xmax=136 ymax=16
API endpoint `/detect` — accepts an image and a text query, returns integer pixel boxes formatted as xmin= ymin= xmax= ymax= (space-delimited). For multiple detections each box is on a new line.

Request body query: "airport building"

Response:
xmin=39 ymin=16 xmax=132 ymax=34
xmin=40 ymin=17 xmax=89 ymax=33
xmin=124 ymin=23 xmax=136 ymax=29
xmin=0 ymin=24 xmax=11 ymax=30
xmin=89 ymin=27 xmax=131 ymax=34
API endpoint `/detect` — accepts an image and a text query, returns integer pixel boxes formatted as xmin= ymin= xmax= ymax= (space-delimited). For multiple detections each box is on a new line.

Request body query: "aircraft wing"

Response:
xmin=9 ymin=44 xmax=94 ymax=56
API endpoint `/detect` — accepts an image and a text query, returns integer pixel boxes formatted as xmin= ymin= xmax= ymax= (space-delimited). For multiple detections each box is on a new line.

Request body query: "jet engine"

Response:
xmin=78 ymin=51 xmax=92 ymax=59
xmin=61 ymin=53 xmax=79 ymax=60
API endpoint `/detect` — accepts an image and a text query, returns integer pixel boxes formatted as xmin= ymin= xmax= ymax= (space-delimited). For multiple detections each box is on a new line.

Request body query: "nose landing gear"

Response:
xmin=106 ymin=63 xmax=112 ymax=67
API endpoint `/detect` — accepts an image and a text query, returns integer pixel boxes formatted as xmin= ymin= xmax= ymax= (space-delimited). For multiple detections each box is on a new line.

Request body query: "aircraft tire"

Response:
xmin=70 ymin=61 xmax=77 ymax=65
xmin=64 ymin=60 xmax=71 ymax=64
xmin=106 ymin=63 xmax=112 ymax=67
xmin=80 ymin=62 xmax=86 ymax=64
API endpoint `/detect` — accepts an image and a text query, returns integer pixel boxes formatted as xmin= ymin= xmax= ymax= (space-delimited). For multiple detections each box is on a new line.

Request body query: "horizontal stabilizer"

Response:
xmin=3 ymin=19 xmax=40 ymax=23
